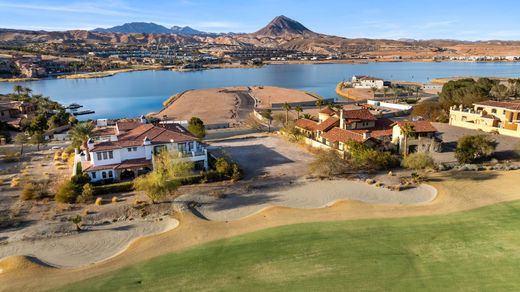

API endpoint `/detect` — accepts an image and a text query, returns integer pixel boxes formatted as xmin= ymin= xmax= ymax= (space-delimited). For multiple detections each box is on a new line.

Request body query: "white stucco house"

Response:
xmin=74 ymin=120 xmax=208 ymax=182
xmin=351 ymin=75 xmax=385 ymax=89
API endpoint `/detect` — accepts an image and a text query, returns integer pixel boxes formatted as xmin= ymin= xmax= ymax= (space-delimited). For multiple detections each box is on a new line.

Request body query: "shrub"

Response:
xmin=20 ymin=180 xmax=50 ymax=200
xmin=134 ymin=172 xmax=181 ymax=203
xmin=214 ymin=157 xmax=241 ymax=180
xmin=310 ymin=149 xmax=350 ymax=177
xmin=10 ymin=177 xmax=20 ymax=188
xmin=55 ymin=181 xmax=78 ymax=203
xmin=95 ymin=197 xmax=103 ymax=206
xmin=93 ymin=181 xmax=134 ymax=195
xmin=61 ymin=151 xmax=69 ymax=162
xmin=187 ymin=117 xmax=206 ymax=139
xmin=111 ymin=196 xmax=118 ymax=203
xmin=54 ymin=150 xmax=63 ymax=161
xmin=76 ymin=183 xmax=94 ymax=203
xmin=345 ymin=141 xmax=399 ymax=170
xmin=401 ymin=153 xmax=436 ymax=170
xmin=455 ymin=135 xmax=498 ymax=164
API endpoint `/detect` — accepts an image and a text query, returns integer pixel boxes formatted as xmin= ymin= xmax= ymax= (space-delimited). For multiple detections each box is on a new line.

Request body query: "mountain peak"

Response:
xmin=92 ymin=22 xmax=172 ymax=34
xmin=253 ymin=15 xmax=314 ymax=37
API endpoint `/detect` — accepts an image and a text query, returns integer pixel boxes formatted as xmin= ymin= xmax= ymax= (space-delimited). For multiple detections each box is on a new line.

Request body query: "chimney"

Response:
xmin=339 ymin=109 xmax=344 ymax=129
xmin=87 ymin=138 xmax=95 ymax=150
xmin=143 ymin=136 xmax=151 ymax=146
xmin=140 ymin=115 xmax=148 ymax=124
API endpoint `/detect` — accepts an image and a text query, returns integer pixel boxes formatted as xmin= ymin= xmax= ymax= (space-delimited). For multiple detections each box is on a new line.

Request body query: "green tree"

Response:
xmin=29 ymin=115 xmax=48 ymax=133
xmin=70 ymin=122 xmax=95 ymax=160
xmin=14 ymin=133 xmax=28 ymax=156
xmin=439 ymin=78 xmax=493 ymax=111
xmin=411 ymin=101 xmax=447 ymax=122
xmin=282 ymin=102 xmax=292 ymax=125
xmin=13 ymin=85 xmax=24 ymax=96
xmin=455 ymin=135 xmax=498 ymax=164
xmin=187 ymin=117 xmax=205 ymax=139
xmin=31 ymin=131 xmax=46 ymax=151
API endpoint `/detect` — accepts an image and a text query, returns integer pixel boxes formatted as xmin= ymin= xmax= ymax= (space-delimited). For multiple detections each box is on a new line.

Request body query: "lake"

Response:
xmin=1 ymin=62 xmax=520 ymax=120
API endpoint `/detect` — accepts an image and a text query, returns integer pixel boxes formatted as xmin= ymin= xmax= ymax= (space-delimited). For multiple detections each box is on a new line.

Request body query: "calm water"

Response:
xmin=1 ymin=62 xmax=520 ymax=120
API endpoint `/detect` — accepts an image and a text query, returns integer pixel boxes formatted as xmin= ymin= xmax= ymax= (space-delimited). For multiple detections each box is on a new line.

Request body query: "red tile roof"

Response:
xmin=295 ymin=118 xmax=319 ymax=131
xmin=394 ymin=121 xmax=437 ymax=133
xmin=321 ymin=128 xmax=366 ymax=143
xmin=474 ymin=100 xmax=520 ymax=111
xmin=317 ymin=117 xmax=340 ymax=131
xmin=319 ymin=107 xmax=336 ymax=115
xmin=350 ymin=118 xmax=394 ymax=138
xmin=342 ymin=109 xmax=377 ymax=122
xmin=91 ymin=123 xmax=196 ymax=152
xmin=116 ymin=121 xmax=142 ymax=132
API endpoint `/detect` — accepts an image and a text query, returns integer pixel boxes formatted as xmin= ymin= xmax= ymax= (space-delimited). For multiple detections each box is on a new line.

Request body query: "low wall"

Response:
xmin=449 ymin=120 xmax=520 ymax=138
xmin=367 ymin=100 xmax=412 ymax=111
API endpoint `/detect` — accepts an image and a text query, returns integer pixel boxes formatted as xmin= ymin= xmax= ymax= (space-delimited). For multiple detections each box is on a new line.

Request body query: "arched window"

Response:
xmin=102 ymin=171 xmax=107 ymax=179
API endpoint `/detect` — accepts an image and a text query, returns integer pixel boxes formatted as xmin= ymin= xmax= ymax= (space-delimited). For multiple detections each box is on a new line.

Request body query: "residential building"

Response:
xmin=43 ymin=125 xmax=71 ymax=141
xmin=76 ymin=120 xmax=208 ymax=182
xmin=296 ymin=107 xmax=440 ymax=155
xmin=0 ymin=101 xmax=35 ymax=127
xmin=449 ymin=100 xmax=520 ymax=138
xmin=351 ymin=75 xmax=386 ymax=89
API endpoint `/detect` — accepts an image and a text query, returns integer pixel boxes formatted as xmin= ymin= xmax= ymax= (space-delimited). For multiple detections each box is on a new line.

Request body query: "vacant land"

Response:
xmin=154 ymin=86 xmax=321 ymax=126
xmin=62 ymin=199 xmax=520 ymax=291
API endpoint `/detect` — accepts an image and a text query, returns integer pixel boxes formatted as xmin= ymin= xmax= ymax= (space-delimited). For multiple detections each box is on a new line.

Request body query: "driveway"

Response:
xmin=208 ymin=134 xmax=314 ymax=180
xmin=432 ymin=123 xmax=520 ymax=163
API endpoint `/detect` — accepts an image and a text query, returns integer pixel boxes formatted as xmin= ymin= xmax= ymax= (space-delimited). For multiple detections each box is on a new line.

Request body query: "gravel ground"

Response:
xmin=181 ymin=178 xmax=437 ymax=221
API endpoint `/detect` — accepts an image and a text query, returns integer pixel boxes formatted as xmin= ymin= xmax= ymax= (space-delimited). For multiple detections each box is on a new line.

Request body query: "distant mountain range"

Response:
xmin=92 ymin=22 xmax=208 ymax=35
xmin=1 ymin=16 xmax=520 ymax=58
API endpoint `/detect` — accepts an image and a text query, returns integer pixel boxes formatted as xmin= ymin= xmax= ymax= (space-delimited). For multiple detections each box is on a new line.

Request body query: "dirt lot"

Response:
xmin=208 ymin=134 xmax=314 ymax=180
xmin=250 ymin=86 xmax=319 ymax=108
xmin=432 ymin=123 xmax=520 ymax=163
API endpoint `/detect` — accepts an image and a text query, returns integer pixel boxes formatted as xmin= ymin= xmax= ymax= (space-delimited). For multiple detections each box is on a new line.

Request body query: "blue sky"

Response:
xmin=1 ymin=0 xmax=519 ymax=40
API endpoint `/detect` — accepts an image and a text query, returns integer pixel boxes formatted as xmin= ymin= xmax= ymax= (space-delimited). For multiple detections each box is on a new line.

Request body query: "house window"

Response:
xmin=96 ymin=151 xmax=114 ymax=161
xmin=102 ymin=171 xmax=107 ymax=179
xmin=127 ymin=148 xmax=132 ymax=152
xmin=108 ymin=171 xmax=113 ymax=178
xmin=97 ymin=152 xmax=102 ymax=160
xmin=102 ymin=152 xmax=108 ymax=159
xmin=133 ymin=147 xmax=137 ymax=151
xmin=91 ymin=172 xmax=96 ymax=179
xmin=491 ymin=109 xmax=497 ymax=114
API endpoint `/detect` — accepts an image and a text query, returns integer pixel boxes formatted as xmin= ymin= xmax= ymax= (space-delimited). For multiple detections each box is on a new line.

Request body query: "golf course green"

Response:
xmin=60 ymin=200 xmax=520 ymax=291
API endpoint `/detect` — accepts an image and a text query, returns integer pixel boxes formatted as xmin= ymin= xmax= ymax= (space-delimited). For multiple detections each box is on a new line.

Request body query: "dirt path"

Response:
xmin=1 ymin=170 xmax=520 ymax=291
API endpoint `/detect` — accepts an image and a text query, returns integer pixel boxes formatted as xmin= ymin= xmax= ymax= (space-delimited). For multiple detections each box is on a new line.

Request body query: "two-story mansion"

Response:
xmin=75 ymin=120 xmax=208 ymax=182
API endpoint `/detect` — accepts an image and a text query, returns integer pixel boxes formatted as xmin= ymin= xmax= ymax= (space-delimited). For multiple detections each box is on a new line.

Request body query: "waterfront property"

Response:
xmin=0 ymin=100 xmax=35 ymax=127
xmin=75 ymin=119 xmax=208 ymax=182
xmin=351 ymin=75 xmax=387 ymax=89
xmin=449 ymin=100 xmax=520 ymax=138
xmin=296 ymin=107 xmax=440 ymax=155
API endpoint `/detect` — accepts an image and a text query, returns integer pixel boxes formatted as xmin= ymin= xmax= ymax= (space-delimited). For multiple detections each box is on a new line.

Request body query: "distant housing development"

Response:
xmin=295 ymin=107 xmax=441 ymax=155
xmin=449 ymin=100 xmax=520 ymax=138
xmin=75 ymin=119 xmax=208 ymax=182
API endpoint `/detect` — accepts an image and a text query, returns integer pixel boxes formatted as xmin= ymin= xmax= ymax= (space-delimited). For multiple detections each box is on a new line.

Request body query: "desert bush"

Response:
xmin=61 ymin=151 xmax=69 ymax=162
xmin=280 ymin=123 xmax=304 ymax=143
xmin=76 ymin=183 xmax=94 ymax=203
xmin=95 ymin=197 xmax=103 ymax=206
xmin=1 ymin=149 xmax=21 ymax=163
xmin=401 ymin=152 xmax=436 ymax=170
xmin=455 ymin=135 xmax=498 ymax=164
xmin=55 ymin=181 xmax=77 ymax=203
xmin=134 ymin=172 xmax=181 ymax=203
xmin=111 ymin=196 xmax=118 ymax=203
xmin=10 ymin=177 xmax=20 ymax=188
xmin=20 ymin=180 xmax=50 ymax=200
xmin=345 ymin=141 xmax=399 ymax=170
xmin=54 ymin=150 xmax=63 ymax=160
xmin=310 ymin=149 xmax=350 ymax=177
xmin=214 ymin=157 xmax=241 ymax=180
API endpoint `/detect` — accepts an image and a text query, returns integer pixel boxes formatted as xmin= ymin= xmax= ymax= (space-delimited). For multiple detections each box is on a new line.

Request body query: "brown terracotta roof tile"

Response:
xmin=342 ymin=109 xmax=377 ymax=121
xmin=295 ymin=118 xmax=319 ymax=131
xmin=474 ymin=100 xmax=520 ymax=111
xmin=317 ymin=117 xmax=340 ymax=131
xmin=321 ymin=128 xmax=365 ymax=143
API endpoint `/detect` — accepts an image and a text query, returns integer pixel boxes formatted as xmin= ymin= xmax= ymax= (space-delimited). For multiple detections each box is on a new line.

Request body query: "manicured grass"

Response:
xmin=61 ymin=202 xmax=520 ymax=291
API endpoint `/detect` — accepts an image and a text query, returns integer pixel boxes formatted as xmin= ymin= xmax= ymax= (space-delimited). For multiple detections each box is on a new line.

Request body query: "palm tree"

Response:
xmin=401 ymin=124 xmax=416 ymax=157
xmin=370 ymin=86 xmax=378 ymax=98
xmin=13 ymin=85 xmax=24 ymax=96
xmin=383 ymin=87 xmax=389 ymax=99
xmin=282 ymin=102 xmax=292 ymax=125
xmin=302 ymin=113 xmax=313 ymax=120
xmin=70 ymin=122 xmax=95 ymax=160
xmin=23 ymin=87 xmax=32 ymax=97
xmin=261 ymin=109 xmax=273 ymax=133
xmin=295 ymin=105 xmax=303 ymax=119
xmin=315 ymin=99 xmax=324 ymax=109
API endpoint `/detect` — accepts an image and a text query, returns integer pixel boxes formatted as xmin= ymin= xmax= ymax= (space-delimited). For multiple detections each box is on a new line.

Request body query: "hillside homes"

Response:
xmin=295 ymin=107 xmax=441 ymax=155
xmin=75 ymin=120 xmax=208 ymax=182
xmin=449 ymin=100 xmax=520 ymax=138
